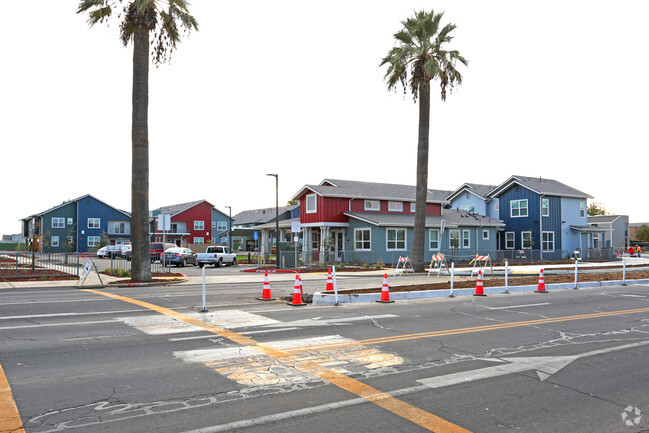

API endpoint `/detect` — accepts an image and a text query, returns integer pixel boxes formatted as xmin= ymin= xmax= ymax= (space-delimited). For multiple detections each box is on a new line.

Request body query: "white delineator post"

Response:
xmin=622 ymin=258 xmax=627 ymax=286
xmin=200 ymin=265 xmax=208 ymax=312
xmin=449 ymin=262 xmax=455 ymax=298
xmin=573 ymin=259 xmax=579 ymax=289
xmin=333 ymin=265 xmax=339 ymax=306
xmin=503 ymin=260 xmax=510 ymax=294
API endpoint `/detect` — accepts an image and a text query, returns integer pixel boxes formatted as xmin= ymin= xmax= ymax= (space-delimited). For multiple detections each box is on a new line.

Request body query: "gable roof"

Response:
xmin=232 ymin=205 xmax=299 ymax=226
xmin=344 ymin=208 xmax=503 ymax=228
xmin=152 ymin=200 xmax=213 ymax=217
xmin=446 ymin=183 xmax=497 ymax=202
xmin=588 ymin=215 xmax=625 ymax=224
xmin=487 ymin=175 xmax=592 ymax=199
xmin=22 ymin=194 xmax=131 ymax=220
xmin=292 ymin=178 xmax=448 ymax=204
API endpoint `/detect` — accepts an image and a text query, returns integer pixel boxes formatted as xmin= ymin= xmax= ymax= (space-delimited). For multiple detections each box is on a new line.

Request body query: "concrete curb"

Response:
xmin=107 ymin=278 xmax=189 ymax=288
xmin=312 ymin=278 xmax=649 ymax=305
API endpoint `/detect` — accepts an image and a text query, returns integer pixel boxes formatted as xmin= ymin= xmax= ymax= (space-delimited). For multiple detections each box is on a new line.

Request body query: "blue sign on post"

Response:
xmin=253 ymin=232 xmax=258 ymax=240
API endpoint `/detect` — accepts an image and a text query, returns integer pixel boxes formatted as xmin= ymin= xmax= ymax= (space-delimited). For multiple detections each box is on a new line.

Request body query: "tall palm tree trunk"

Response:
xmin=131 ymin=24 xmax=151 ymax=281
xmin=412 ymin=80 xmax=431 ymax=272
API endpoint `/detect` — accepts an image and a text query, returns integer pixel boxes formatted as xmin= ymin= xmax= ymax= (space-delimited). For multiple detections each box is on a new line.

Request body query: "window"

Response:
xmin=88 ymin=218 xmax=100 ymax=229
xmin=67 ymin=236 xmax=73 ymax=245
xmin=311 ymin=231 xmax=320 ymax=250
xmin=386 ymin=228 xmax=406 ymax=250
xmin=364 ymin=200 xmax=380 ymax=211
xmin=510 ymin=199 xmax=528 ymax=217
xmin=462 ymin=230 xmax=471 ymax=248
xmin=170 ymin=223 xmax=179 ymax=233
xmin=52 ymin=217 xmax=65 ymax=228
xmin=354 ymin=228 xmax=371 ymax=251
xmin=522 ymin=231 xmax=533 ymax=249
xmin=482 ymin=230 xmax=489 ymax=240
xmin=388 ymin=201 xmax=403 ymax=212
xmin=113 ymin=222 xmax=126 ymax=234
xmin=410 ymin=203 xmax=416 ymax=213
xmin=449 ymin=230 xmax=460 ymax=249
xmin=88 ymin=236 xmax=100 ymax=247
xmin=67 ymin=217 xmax=73 ymax=225
xmin=580 ymin=201 xmax=586 ymax=218
xmin=217 ymin=221 xmax=228 ymax=231
xmin=194 ymin=221 xmax=204 ymax=230
xmin=542 ymin=231 xmax=554 ymax=251
xmin=460 ymin=205 xmax=476 ymax=213
xmin=194 ymin=237 xmax=204 ymax=244
xmin=306 ymin=194 xmax=317 ymax=214
xmin=212 ymin=221 xmax=216 ymax=228
xmin=505 ymin=232 xmax=515 ymax=249
xmin=541 ymin=198 xmax=549 ymax=217
xmin=220 ymin=237 xmax=227 ymax=244
xmin=51 ymin=236 xmax=59 ymax=247
xmin=429 ymin=229 xmax=440 ymax=250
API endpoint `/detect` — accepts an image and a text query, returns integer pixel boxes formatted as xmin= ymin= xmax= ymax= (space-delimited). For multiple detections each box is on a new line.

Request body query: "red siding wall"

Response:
xmin=174 ymin=202 xmax=213 ymax=244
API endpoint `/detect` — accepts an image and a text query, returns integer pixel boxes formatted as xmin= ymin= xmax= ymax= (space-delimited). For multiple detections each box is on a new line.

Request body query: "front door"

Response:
xmin=329 ymin=230 xmax=344 ymax=262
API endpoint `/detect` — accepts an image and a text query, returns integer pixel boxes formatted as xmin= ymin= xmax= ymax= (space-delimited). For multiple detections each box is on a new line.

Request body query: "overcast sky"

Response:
xmin=2 ymin=1 xmax=647 ymax=235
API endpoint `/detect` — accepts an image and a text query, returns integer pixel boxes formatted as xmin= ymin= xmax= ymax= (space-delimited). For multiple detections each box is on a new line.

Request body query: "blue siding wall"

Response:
xmin=486 ymin=199 xmax=499 ymax=219
xmin=77 ymin=196 xmax=130 ymax=252
xmin=212 ymin=209 xmax=231 ymax=244
xmin=451 ymin=191 xmax=487 ymax=216
xmin=561 ymin=198 xmax=588 ymax=253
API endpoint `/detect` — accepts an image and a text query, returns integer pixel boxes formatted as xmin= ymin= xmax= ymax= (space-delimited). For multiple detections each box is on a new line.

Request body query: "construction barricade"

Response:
xmin=470 ymin=254 xmax=494 ymax=277
xmin=427 ymin=254 xmax=449 ymax=277
xmin=393 ymin=256 xmax=414 ymax=277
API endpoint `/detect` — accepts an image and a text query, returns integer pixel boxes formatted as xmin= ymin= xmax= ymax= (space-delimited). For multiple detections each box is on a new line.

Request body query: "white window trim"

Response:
xmin=67 ymin=236 xmax=73 ymax=245
xmin=428 ymin=229 xmax=440 ymax=251
xmin=217 ymin=221 xmax=228 ymax=231
xmin=388 ymin=201 xmax=403 ymax=212
xmin=52 ymin=217 xmax=65 ymax=229
xmin=386 ymin=228 xmax=407 ymax=251
xmin=462 ymin=229 xmax=471 ymax=249
xmin=541 ymin=198 xmax=549 ymax=217
xmin=51 ymin=236 xmax=59 ymax=247
xmin=364 ymin=200 xmax=380 ymax=211
xmin=521 ymin=231 xmax=533 ymax=249
xmin=460 ymin=205 xmax=476 ymax=213
xmin=87 ymin=236 xmax=100 ymax=247
xmin=88 ymin=218 xmax=101 ymax=229
xmin=580 ymin=201 xmax=586 ymax=218
xmin=194 ymin=221 xmax=205 ymax=230
xmin=542 ymin=231 xmax=555 ymax=252
xmin=505 ymin=231 xmax=515 ymax=249
xmin=449 ymin=229 xmax=460 ymax=249
xmin=306 ymin=194 xmax=317 ymax=214
xmin=354 ymin=228 xmax=371 ymax=251
xmin=410 ymin=202 xmax=416 ymax=213
xmin=482 ymin=230 xmax=489 ymax=240
xmin=67 ymin=217 xmax=73 ymax=225
xmin=194 ymin=237 xmax=205 ymax=244
xmin=510 ymin=199 xmax=528 ymax=218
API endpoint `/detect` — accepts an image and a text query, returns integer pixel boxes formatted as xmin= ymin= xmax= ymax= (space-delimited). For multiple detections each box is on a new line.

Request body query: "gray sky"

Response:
xmin=2 ymin=1 xmax=647 ymax=236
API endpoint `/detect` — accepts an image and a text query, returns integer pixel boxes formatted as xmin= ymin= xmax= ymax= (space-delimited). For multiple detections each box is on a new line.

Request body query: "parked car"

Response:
xmin=106 ymin=243 xmax=131 ymax=258
xmin=96 ymin=246 xmax=109 ymax=259
xmin=163 ymin=247 xmax=197 ymax=267
xmin=125 ymin=242 xmax=176 ymax=262
xmin=196 ymin=245 xmax=236 ymax=267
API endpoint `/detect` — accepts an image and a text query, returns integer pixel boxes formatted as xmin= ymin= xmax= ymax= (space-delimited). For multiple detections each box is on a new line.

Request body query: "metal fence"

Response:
xmin=0 ymin=251 xmax=173 ymax=279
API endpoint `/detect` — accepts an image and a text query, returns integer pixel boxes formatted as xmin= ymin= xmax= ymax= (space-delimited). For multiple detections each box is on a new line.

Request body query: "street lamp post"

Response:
xmin=266 ymin=173 xmax=279 ymax=264
xmin=225 ymin=206 xmax=232 ymax=251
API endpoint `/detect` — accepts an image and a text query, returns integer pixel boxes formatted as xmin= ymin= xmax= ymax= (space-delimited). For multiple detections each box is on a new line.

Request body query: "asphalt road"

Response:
xmin=2 ymin=281 xmax=649 ymax=433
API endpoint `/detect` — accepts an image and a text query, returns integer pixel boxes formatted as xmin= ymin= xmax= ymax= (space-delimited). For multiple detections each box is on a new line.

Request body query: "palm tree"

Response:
xmin=77 ymin=0 xmax=198 ymax=281
xmin=380 ymin=9 xmax=467 ymax=272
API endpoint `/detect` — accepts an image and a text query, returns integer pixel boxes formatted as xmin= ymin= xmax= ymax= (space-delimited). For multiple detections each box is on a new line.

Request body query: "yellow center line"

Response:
xmin=0 ymin=362 xmax=25 ymax=433
xmin=283 ymin=306 xmax=649 ymax=353
xmin=82 ymin=289 xmax=470 ymax=433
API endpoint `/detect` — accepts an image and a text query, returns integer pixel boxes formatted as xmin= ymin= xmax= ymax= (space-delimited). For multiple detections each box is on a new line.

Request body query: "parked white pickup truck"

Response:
xmin=196 ymin=246 xmax=236 ymax=267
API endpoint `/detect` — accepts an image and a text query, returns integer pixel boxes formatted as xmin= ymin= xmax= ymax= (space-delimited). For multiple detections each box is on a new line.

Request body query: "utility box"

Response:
xmin=278 ymin=241 xmax=298 ymax=269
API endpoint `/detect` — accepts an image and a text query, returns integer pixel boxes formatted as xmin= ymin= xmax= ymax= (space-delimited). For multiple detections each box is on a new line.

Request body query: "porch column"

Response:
xmin=319 ymin=226 xmax=328 ymax=263
xmin=261 ymin=230 xmax=268 ymax=256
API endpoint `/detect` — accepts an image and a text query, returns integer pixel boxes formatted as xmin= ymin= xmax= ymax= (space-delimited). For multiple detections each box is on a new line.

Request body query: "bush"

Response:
xmin=106 ymin=267 xmax=130 ymax=278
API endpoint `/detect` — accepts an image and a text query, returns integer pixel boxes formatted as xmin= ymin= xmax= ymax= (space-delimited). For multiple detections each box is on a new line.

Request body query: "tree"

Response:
xmin=637 ymin=225 xmax=649 ymax=242
xmin=78 ymin=0 xmax=198 ymax=281
xmin=380 ymin=10 xmax=467 ymax=271
xmin=587 ymin=202 xmax=608 ymax=216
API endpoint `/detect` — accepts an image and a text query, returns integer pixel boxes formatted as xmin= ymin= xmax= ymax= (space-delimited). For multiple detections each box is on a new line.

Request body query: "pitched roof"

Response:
xmin=152 ymin=200 xmax=213 ymax=217
xmin=232 ymin=205 xmax=298 ymax=226
xmin=292 ymin=178 xmax=448 ymax=203
xmin=587 ymin=215 xmax=624 ymax=224
xmin=487 ymin=175 xmax=592 ymax=199
xmin=344 ymin=208 xmax=503 ymax=228
xmin=22 ymin=194 xmax=130 ymax=220
xmin=446 ymin=183 xmax=497 ymax=202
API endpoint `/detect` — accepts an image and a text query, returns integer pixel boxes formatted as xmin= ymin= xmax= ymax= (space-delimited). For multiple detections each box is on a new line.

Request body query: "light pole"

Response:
xmin=225 ymin=206 xmax=232 ymax=251
xmin=266 ymin=173 xmax=279 ymax=261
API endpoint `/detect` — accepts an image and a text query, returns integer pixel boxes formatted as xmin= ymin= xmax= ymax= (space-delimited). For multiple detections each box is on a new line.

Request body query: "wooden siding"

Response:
xmin=41 ymin=202 xmax=77 ymax=253
xmin=174 ymin=202 xmax=213 ymax=244
xmin=77 ymin=196 xmax=131 ymax=252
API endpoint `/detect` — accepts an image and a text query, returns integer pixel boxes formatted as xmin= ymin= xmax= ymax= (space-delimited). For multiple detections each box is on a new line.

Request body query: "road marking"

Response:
xmin=0 ymin=320 xmax=116 ymax=330
xmin=0 ymin=362 xmax=25 ymax=433
xmin=486 ymin=303 xmax=550 ymax=310
xmin=168 ymin=327 xmax=302 ymax=341
xmin=262 ymin=314 xmax=398 ymax=328
xmin=418 ymin=340 xmax=649 ymax=389
xmin=0 ymin=309 xmax=146 ymax=320
xmin=82 ymin=288 xmax=471 ymax=433
xmin=620 ymin=294 xmax=645 ymax=298
xmin=281 ymin=306 xmax=649 ymax=353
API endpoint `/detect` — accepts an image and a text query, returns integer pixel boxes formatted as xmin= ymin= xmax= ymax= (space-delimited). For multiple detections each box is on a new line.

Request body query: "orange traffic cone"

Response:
xmin=297 ymin=270 xmax=303 ymax=294
xmin=325 ymin=268 xmax=334 ymax=291
xmin=376 ymin=273 xmax=395 ymax=303
xmin=473 ymin=270 xmax=486 ymax=296
xmin=535 ymin=268 xmax=548 ymax=293
xmin=287 ymin=273 xmax=307 ymax=306
xmin=256 ymin=271 xmax=274 ymax=301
